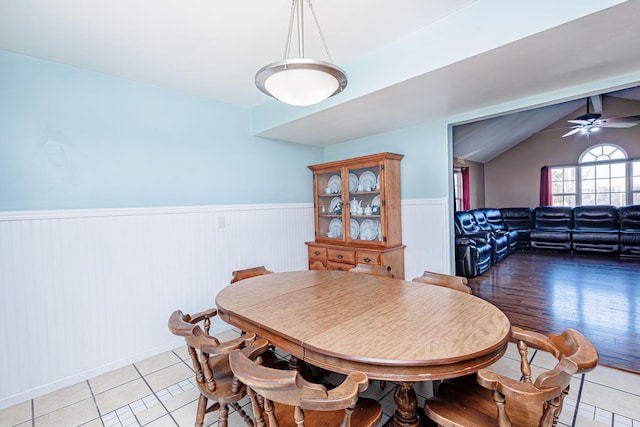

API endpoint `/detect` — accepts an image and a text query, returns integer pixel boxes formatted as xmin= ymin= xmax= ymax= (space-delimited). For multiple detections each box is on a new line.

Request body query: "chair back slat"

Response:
xmin=411 ymin=270 xmax=472 ymax=294
xmin=349 ymin=264 xmax=394 ymax=278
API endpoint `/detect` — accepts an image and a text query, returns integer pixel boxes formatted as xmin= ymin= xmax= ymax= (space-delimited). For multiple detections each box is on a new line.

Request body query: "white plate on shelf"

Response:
xmin=350 ymin=218 xmax=359 ymax=239
xmin=372 ymin=195 xmax=381 ymax=208
xmin=358 ymin=171 xmax=376 ymax=191
xmin=359 ymin=219 xmax=378 ymax=241
xmin=328 ymin=175 xmax=341 ymax=194
xmin=348 ymin=173 xmax=358 ymax=192
xmin=329 ymin=218 xmax=342 ymax=238
xmin=330 ymin=197 xmax=342 ymax=213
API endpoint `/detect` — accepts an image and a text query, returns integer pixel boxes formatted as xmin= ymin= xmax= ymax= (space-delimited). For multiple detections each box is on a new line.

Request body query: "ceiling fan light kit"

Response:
xmin=255 ymin=0 xmax=348 ymax=106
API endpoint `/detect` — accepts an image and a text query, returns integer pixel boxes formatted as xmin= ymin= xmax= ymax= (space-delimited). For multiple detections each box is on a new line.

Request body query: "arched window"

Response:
xmin=550 ymin=144 xmax=639 ymax=206
xmin=579 ymin=144 xmax=627 ymax=206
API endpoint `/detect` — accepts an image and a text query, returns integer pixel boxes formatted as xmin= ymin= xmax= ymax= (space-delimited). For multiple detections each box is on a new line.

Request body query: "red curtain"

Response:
xmin=461 ymin=167 xmax=470 ymax=210
xmin=540 ymin=166 xmax=552 ymax=206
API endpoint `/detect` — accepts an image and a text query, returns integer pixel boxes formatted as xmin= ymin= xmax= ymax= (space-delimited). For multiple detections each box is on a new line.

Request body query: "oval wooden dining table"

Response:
xmin=215 ymin=270 xmax=511 ymax=427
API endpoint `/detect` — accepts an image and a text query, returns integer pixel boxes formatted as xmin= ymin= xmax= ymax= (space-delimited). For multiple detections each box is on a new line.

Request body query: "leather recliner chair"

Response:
xmin=469 ymin=210 xmax=510 ymax=262
xmin=500 ymin=207 xmax=535 ymax=249
xmin=453 ymin=211 xmax=493 ymax=277
xmin=482 ymin=208 xmax=518 ymax=254
xmin=529 ymin=206 xmax=574 ymax=251
xmin=619 ymin=205 xmax=640 ymax=255
xmin=572 ymin=205 xmax=620 ymax=254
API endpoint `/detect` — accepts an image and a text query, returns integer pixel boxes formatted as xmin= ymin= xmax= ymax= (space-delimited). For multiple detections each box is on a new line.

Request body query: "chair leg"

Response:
xmin=195 ymin=394 xmax=207 ymax=427
xmin=218 ymin=403 xmax=229 ymax=427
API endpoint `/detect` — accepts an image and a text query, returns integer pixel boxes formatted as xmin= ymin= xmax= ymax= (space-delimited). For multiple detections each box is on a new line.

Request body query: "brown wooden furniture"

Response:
xmin=167 ymin=308 xmax=256 ymax=427
xmin=230 ymin=266 xmax=273 ymax=284
xmin=411 ymin=270 xmax=472 ymax=294
xmin=306 ymin=152 xmax=406 ymax=279
xmin=216 ymin=270 xmax=511 ymax=427
xmin=424 ymin=327 xmax=599 ymax=427
xmin=349 ymin=263 xmax=395 ymax=278
xmin=229 ymin=342 xmax=383 ymax=427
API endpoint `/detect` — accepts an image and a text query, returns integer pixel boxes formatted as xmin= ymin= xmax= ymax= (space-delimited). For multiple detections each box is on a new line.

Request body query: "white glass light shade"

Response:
xmin=256 ymin=59 xmax=347 ymax=106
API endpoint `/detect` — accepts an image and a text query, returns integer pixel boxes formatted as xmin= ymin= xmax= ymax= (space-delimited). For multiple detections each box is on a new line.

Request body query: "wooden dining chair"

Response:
xmin=424 ymin=327 xmax=599 ymax=427
xmin=230 ymin=265 xmax=273 ymax=284
xmin=349 ymin=263 xmax=394 ymax=278
xmin=411 ymin=270 xmax=472 ymax=294
xmin=229 ymin=345 xmax=383 ymax=427
xmin=229 ymin=265 xmax=291 ymax=371
xmin=168 ymin=308 xmax=257 ymax=427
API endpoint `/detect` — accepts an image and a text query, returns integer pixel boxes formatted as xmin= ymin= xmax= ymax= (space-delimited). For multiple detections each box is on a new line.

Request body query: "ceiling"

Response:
xmin=2 ymin=1 xmax=640 ymax=162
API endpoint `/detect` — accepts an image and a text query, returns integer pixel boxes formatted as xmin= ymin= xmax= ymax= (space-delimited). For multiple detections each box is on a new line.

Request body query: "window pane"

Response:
xmin=552 ymin=168 xmax=564 ymax=180
xmin=566 ymin=196 xmax=576 ymax=207
xmin=633 ymin=179 xmax=640 ymax=191
xmin=611 ymin=192 xmax=626 ymax=206
xmin=596 ymin=179 xmax=610 ymax=193
xmin=609 ymin=149 xmax=625 ymax=160
xmin=582 ymin=179 xmax=595 ymax=193
xmin=582 ymin=166 xmax=595 ymax=179
xmin=596 ymin=193 xmax=610 ymax=205
xmin=552 ymin=196 xmax=564 ymax=206
xmin=565 ymin=180 xmax=575 ymax=193
xmin=582 ymin=193 xmax=595 ymax=205
xmin=635 ymin=193 xmax=640 ymax=204
xmin=565 ymin=167 xmax=575 ymax=180
xmin=596 ymin=164 xmax=610 ymax=178
xmin=552 ymin=182 xmax=564 ymax=194
xmin=611 ymin=177 xmax=625 ymax=192
xmin=634 ymin=161 xmax=640 ymax=176
xmin=611 ymin=162 xmax=626 ymax=177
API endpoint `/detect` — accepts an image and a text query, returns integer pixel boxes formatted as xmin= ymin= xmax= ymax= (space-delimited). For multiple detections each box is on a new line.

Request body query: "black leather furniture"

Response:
xmin=620 ymin=205 xmax=640 ymax=255
xmin=572 ymin=205 xmax=620 ymax=254
xmin=470 ymin=209 xmax=511 ymax=262
xmin=529 ymin=206 xmax=574 ymax=251
xmin=452 ymin=204 xmax=640 ymax=278
xmin=500 ymin=207 xmax=534 ymax=249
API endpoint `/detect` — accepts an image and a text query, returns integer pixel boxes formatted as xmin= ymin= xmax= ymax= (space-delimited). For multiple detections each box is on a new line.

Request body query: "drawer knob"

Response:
xmin=363 ymin=257 xmax=371 ymax=263
xmin=314 ymin=251 xmax=320 ymax=256
xmin=337 ymin=254 xmax=343 ymax=259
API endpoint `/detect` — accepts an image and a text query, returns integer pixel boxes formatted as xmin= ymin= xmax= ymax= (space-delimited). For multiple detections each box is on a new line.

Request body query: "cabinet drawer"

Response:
xmin=308 ymin=246 xmax=327 ymax=261
xmin=327 ymin=248 xmax=356 ymax=264
xmin=327 ymin=261 xmax=355 ymax=271
xmin=357 ymin=252 xmax=382 ymax=265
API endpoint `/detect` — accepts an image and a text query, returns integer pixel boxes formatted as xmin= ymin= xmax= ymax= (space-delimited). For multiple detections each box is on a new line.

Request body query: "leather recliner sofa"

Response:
xmin=453 ymin=204 xmax=640 ymax=278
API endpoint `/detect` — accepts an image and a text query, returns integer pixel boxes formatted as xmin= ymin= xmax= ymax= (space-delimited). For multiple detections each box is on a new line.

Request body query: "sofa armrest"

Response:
xmin=458 ymin=231 xmax=491 ymax=245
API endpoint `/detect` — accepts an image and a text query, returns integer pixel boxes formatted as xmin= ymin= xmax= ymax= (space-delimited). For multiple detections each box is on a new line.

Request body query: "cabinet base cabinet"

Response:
xmin=306 ymin=242 xmax=405 ymax=279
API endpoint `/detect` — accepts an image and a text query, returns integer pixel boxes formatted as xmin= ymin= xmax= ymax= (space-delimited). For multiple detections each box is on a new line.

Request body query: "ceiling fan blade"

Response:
xmin=600 ymin=122 xmax=638 ymax=128
xmin=568 ymin=119 xmax=592 ymax=125
xmin=562 ymin=128 xmax=583 ymax=137
xmin=601 ymin=114 xmax=640 ymax=123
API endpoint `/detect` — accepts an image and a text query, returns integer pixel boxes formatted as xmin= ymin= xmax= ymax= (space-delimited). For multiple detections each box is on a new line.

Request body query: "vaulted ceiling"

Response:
xmin=2 ymin=1 xmax=640 ymax=162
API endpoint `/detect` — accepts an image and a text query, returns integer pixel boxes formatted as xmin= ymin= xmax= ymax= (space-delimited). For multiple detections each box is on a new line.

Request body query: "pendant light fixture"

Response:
xmin=255 ymin=0 xmax=348 ymax=106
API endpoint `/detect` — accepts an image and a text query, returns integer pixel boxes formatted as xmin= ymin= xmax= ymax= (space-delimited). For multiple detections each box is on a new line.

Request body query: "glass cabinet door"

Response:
xmin=316 ymin=169 xmax=344 ymax=240
xmin=346 ymin=164 xmax=382 ymax=242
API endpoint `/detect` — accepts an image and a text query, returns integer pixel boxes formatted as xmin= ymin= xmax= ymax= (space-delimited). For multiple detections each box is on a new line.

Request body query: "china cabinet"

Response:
xmin=306 ymin=152 xmax=405 ymax=279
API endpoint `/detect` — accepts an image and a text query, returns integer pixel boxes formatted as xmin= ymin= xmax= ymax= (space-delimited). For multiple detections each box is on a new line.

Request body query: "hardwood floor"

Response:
xmin=467 ymin=250 xmax=640 ymax=374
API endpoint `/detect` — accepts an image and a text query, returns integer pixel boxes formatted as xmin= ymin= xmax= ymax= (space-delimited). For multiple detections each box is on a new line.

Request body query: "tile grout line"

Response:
xmin=571 ymin=373 xmax=586 ymax=427
xmin=86 ymin=379 xmax=106 ymax=427
xmin=132 ymin=363 xmax=179 ymax=426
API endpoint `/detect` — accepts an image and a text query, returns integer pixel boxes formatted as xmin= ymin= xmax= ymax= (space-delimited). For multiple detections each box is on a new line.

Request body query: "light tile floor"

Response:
xmin=2 ymin=328 xmax=639 ymax=427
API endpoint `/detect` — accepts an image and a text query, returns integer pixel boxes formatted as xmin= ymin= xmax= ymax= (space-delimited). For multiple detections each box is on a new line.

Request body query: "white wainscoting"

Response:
xmin=0 ymin=198 xmax=450 ymax=409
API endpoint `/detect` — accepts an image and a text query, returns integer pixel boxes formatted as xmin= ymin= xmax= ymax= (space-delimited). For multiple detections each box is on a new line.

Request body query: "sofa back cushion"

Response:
xmin=471 ymin=210 xmax=493 ymax=231
xmin=573 ymin=205 xmax=619 ymax=231
xmin=619 ymin=205 xmax=640 ymax=232
xmin=482 ymin=208 xmax=507 ymax=231
xmin=454 ymin=211 xmax=481 ymax=235
xmin=534 ymin=206 xmax=574 ymax=230
xmin=500 ymin=208 xmax=534 ymax=230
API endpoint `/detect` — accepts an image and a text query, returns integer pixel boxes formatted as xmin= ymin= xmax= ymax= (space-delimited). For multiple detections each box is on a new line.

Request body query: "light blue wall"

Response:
xmin=324 ymin=119 xmax=450 ymax=200
xmin=0 ymin=51 xmax=322 ymax=211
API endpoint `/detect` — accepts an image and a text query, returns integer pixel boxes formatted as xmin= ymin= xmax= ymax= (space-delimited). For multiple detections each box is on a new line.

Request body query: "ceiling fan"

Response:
xmin=561 ymin=98 xmax=640 ymax=137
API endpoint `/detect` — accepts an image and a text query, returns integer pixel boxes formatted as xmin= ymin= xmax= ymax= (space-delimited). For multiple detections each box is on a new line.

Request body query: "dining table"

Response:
xmin=215 ymin=270 xmax=511 ymax=427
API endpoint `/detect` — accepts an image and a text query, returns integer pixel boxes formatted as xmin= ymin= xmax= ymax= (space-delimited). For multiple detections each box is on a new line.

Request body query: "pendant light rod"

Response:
xmin=297 ymin=0 xmax=304 ymax=58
